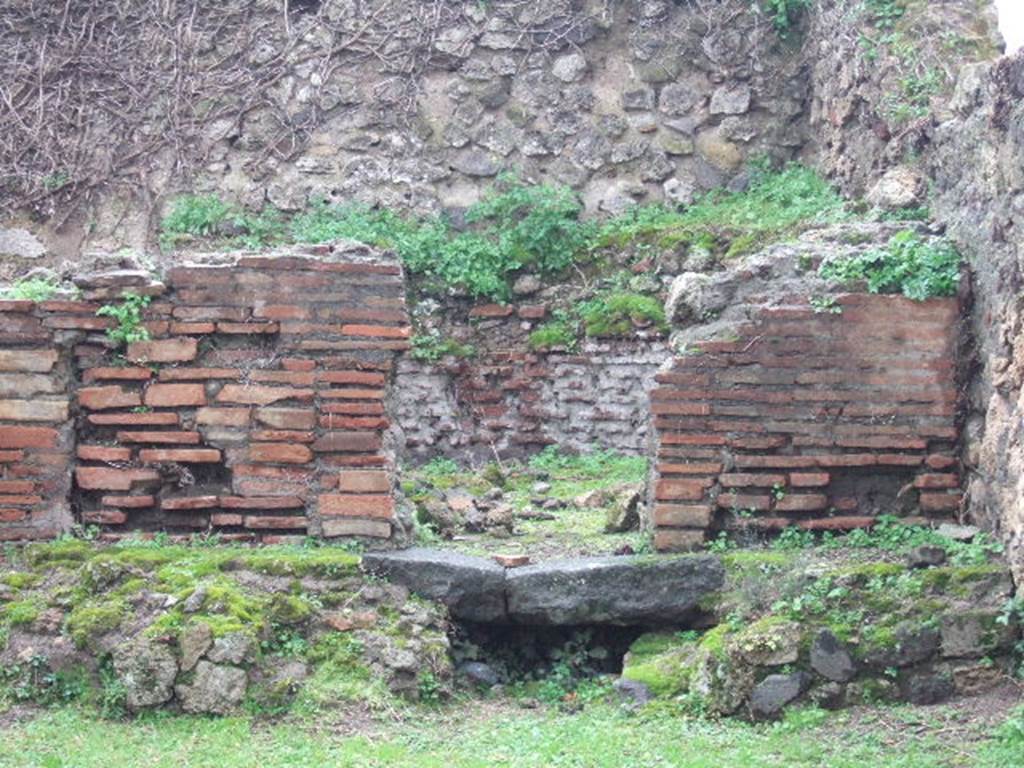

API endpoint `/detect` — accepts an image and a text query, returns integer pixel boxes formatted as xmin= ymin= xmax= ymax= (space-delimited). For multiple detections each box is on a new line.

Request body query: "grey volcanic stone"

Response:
xmin=906 ymin=544 xmax=947 ymax=569
xmin=749 ymin=672 xmax=811 ymax=719
xmin=810 ymin=630 xmax=856 ymax=682
xmin=206 ymin=632 xmax=255 ymax=665
xmin=178 ymin=622 xmax=212 ymax=672
xmin=361 ymin=548 xmax=507 ymax=622
xmin=899 ymin=671 xmax=955 ymax=705
xmin=709 ymin=85 xmax=751 ymax=115
xmin=0 ymin=228 xmax=45 ymax=259
xmin=862 ymin=623 xmax=940 ymax=669
xmin=505 ymin=554 xmax=724 ymax=625
xmin=176 ymin=661 xmax=248 ymax=714
xmin=112 ymin=637 xmax=178 ymax=711
xmin=614 ymin=678 xmax=653 ymax=705
xmin=457 ymin=661 xmax=500 ymax=687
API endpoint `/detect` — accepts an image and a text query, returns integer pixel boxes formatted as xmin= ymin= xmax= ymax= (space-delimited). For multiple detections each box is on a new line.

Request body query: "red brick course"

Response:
xmin=652 ymin=294 xmax=963 ymax=551
xmin=1 ymin=251 xmax=409 ymax=542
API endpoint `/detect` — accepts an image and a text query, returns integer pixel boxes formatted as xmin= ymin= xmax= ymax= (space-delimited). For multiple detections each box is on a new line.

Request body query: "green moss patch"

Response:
xmin=67 ymin=599 xmax=128 ymax=649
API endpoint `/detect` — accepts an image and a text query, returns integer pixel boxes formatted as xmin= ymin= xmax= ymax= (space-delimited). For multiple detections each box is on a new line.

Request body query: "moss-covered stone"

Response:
xmin=267 ymin=594 xmax=313 ymax=626
xmin=1 ymin=572 xmax=41 ymax=591
xmin=67 ymin=599 xmax=128 ymax=649
xmin=621 ymin=632 xmax=699 ymax=697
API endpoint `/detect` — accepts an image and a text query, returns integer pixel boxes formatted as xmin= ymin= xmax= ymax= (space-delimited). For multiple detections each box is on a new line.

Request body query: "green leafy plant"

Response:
xmin=97 ymin=656 xmax=128 ymax=719
xmin=706 ymin=531 xmax=737 ymax=553
xmin=819 ymin=229 xmax=961 ymax=300
xmin=754 ymin=0 xmax=811 ymax=36
xmin=2 ymin=276 xmax=60 ymax=302
xmin=160 ymin=194 xmax=287 ymax=250
xmin=42 ymin=171 xmax=71 ymax=191
xmin=416 ymin=670 xmax=444 ymax=704
xmin=772 ymin=526 xmax=815 ymax=551
xmin=809 ymin=295 xmax=842 ymax=314
xmin=292 ymin=177 xmax=593 ymax=301
xmin=864 ymin=0 xmax=906 ymax=30
xmin=420 ymin=457 xmax=460 ymax=481
xmin=159 ymin=194 xmax=233 ymax=248
xmin=96 ymin=292 xmax=151 ymax=346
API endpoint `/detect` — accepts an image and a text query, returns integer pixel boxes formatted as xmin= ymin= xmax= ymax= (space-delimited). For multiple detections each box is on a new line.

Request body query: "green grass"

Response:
xmin=0 ymin=701 xmax=1020 ymax=767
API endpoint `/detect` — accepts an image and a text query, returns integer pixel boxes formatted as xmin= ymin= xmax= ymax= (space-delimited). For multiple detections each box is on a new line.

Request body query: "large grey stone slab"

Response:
xmin=360 ymin=548 xmax=507 ymax=622
xmin=505 ymin=554 xmax=724 ymax=625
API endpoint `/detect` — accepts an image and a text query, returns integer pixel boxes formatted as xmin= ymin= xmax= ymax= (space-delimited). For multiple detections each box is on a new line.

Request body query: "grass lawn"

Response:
xmin=1 ymin=694 xmax=1021 ymax=768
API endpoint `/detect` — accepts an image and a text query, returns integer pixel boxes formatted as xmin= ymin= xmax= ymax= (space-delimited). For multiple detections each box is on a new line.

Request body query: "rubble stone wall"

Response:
xmin=928 ymin=51 xmax=1024 ymax=581
xmin=395 ymin=301 xmax=670 ymax=463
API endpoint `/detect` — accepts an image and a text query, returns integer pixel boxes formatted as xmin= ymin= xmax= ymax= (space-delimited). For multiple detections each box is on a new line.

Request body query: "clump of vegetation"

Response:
xmin=528 ymin=291 xmax=667 ymax=350
xmin=595 ymin=163 xmax=845 ymax=256
xmin=161 ymin=164 xmax=844 ymax=302
xmin=578 ymin=292 xmax=667 ymax=337
xmin=2 ymin=276 xmax=60 ymax=302
xmin=528 ymin=319 xmax=577 ymax=351
xmin=753 ymin=0 xmax=812 ymax=36
xmin=712 ymin=515 xmax=1004 ymax=568
xmin=96 ymin=292 xmax=151 ymax=346
xmin=819 ymin=229 xmax=962 ymax=300
xmin=159 ymin=194 xmax=233 ymax=248
xmin=410 ymin=331 xmax=476 ymax=362
xmin=294 ymin=175 xmax=592 ymax=301
xmin=159 ymin=194 xmax=286 ymax=251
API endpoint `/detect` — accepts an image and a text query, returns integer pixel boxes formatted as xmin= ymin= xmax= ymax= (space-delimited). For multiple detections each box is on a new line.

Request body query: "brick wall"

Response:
xmin=651 ymin=294 xmax=962 ymax=551
xmin=0 ymin=245 xmax=410 ymax=543
xmin=395 ymin=303 xmax=670 ymax=463
xmin=0 ymin=309 xmax=75 ymax=541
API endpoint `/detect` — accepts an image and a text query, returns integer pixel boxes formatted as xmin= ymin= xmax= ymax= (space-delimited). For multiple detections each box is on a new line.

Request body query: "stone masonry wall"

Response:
xmin=394 ymin=301 xmax=670 ymax=464
xmin=651 ymin=294 xmax=962 ymax=552
xmin=927 ymin=50 xmax=1024 ymax=581
xmin=0 ymin=244 xmax=411 ymax=544
xmin=17 ymin=0 xmax=816 ymax=262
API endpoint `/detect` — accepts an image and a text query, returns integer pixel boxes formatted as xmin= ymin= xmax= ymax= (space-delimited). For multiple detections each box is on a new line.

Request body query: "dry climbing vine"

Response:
xmin=0 ymin=0 xmax=603 ymax=222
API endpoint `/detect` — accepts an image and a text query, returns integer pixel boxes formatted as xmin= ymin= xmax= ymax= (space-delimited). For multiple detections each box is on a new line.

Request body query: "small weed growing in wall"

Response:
xmin=819 ymin=229 xmax=961 ymax=300
xmin=159 ymin=194 xmax=233 ymax=248
xmin=753 ymin=0 xmax=811 ymax=36
xmin=809 ymin=295 xmax=842 ymax=314
xmin=2 ymin=276 xmax=60 ymax=302
xmin=528 ymin=320 xmax=577 ymax=351
xmin=595 ymin=164 xmax=845 ymax=256
xmin=410 ymin=331 xmax=476 ymax=362
xmin=160 ymin=194 xmax=286 ymax=250
xmin=97 ymin=292 xmax=151 ymax=346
